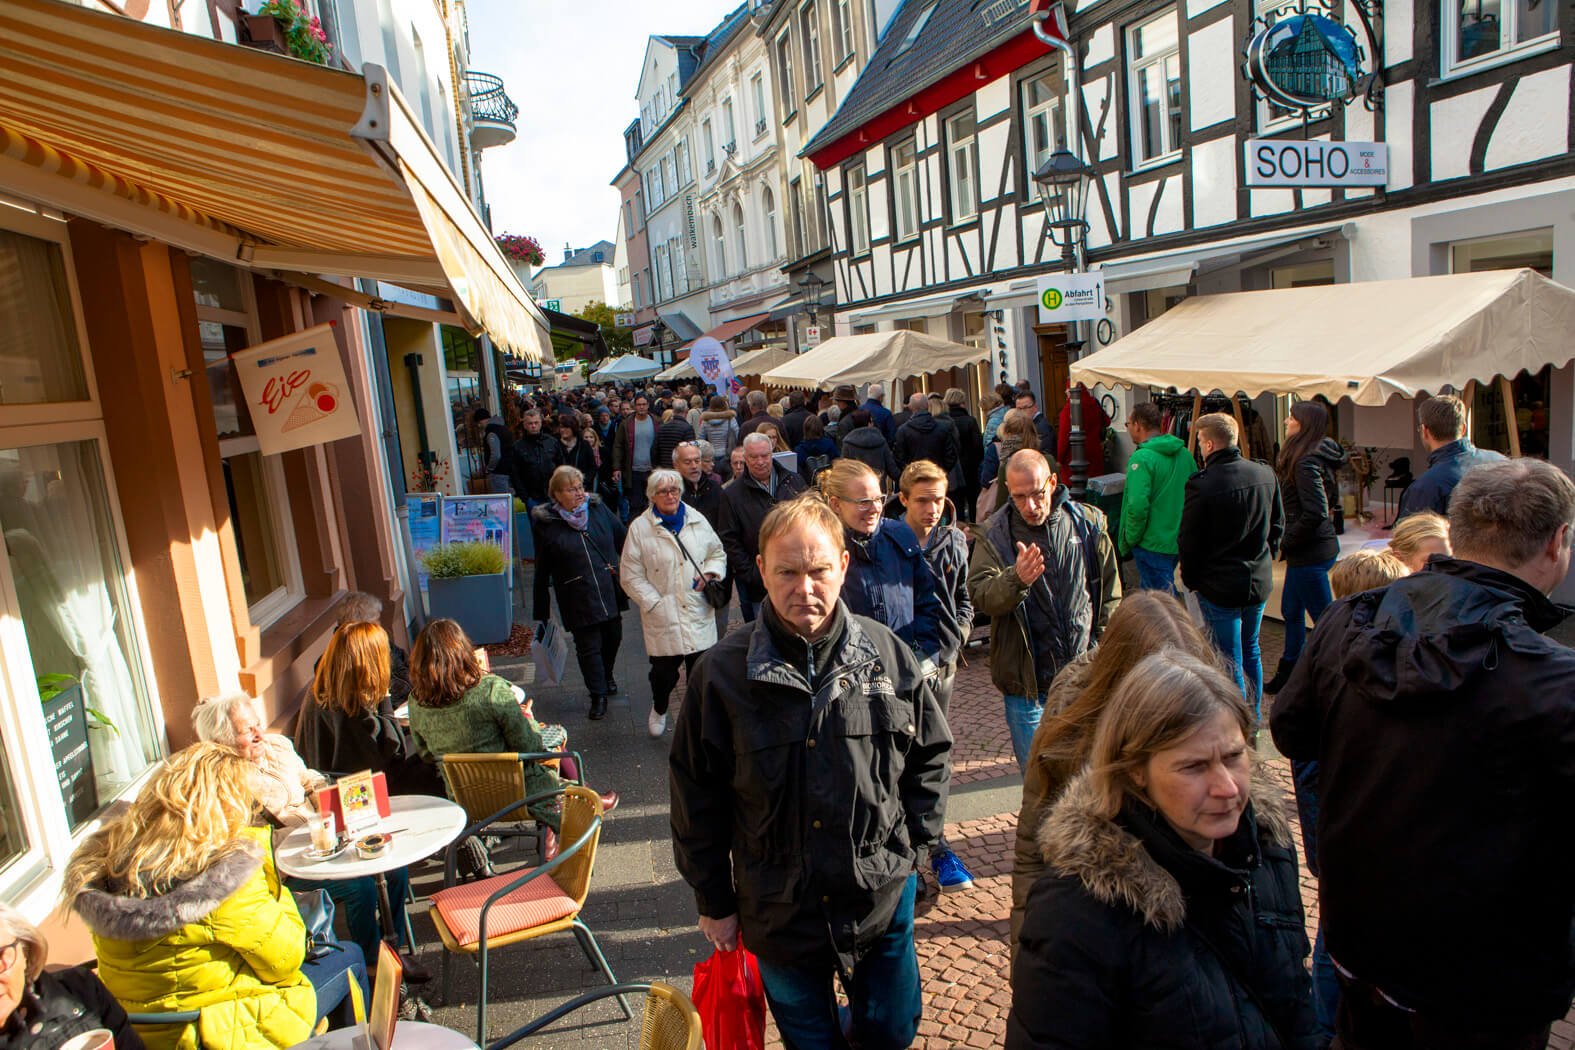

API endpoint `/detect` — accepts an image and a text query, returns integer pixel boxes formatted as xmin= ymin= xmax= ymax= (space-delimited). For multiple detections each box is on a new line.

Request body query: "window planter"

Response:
xmin=427 ymin=571 xmax=513 ymax=645
xmin=239 ymin=13 xmax=290 ymax=55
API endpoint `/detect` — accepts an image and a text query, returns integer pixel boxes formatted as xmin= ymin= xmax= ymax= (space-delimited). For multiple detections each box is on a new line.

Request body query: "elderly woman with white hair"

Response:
xmin=0 ymin=902 xmax=142 ymax=1049
xmin=620 ymin=469 xmax=726 ymax=737
xmin=191 ymin=694 xmax=425 ymax=984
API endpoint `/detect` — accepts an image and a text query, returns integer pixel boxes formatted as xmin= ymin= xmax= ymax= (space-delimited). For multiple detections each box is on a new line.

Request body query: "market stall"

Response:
xmin=759 ymin=330 xmax=987 ymax=391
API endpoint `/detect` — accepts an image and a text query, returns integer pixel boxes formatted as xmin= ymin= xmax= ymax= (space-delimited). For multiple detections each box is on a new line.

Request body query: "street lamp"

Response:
xmin=648 ymin=319 xmax=670 ymax=368
xmin=1033 ymin=146 xmax=1096 ymax=499
xmin=798 ymin=270 xmax=826 ymax=335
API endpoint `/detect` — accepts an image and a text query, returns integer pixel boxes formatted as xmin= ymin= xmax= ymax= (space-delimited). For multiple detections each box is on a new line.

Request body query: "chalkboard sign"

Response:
xmin=43 ymin=682 xmax=98 ymax=829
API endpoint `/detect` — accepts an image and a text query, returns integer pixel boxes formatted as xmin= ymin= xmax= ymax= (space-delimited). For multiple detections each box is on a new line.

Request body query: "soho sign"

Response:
xmin=1245 ymin=139 xmax=1388 ymax=187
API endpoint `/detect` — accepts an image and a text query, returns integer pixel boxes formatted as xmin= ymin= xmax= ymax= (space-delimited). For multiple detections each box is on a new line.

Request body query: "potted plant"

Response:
xmin=37 ymin=674 xmax=115 ymax=828
xmin=241 ymin=0 xmax=334 ymax=65
xmin=421 ymin=541 xmax=512 ymax=644
xmin=495 ymin=234 xmax=546 ymax=268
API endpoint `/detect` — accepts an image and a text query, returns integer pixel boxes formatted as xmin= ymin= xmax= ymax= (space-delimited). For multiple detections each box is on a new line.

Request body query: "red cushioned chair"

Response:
xmin=429 ymin=784 xmax=628 ymax=1045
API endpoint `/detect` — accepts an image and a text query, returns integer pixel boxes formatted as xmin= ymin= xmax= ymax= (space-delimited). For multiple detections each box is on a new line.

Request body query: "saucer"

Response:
xmin=303 ymin=840 xmax=349 ymax=861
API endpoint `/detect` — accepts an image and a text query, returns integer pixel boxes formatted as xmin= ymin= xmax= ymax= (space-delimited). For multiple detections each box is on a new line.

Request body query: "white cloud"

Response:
xmin=464 ymin=0 xmax=742 ymax=265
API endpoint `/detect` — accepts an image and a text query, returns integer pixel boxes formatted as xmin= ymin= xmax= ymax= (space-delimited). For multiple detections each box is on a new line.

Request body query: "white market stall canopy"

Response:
xmin=654 ymin=357 xmax=699 ymax=382
xmin=590 ymin=355 xmax=662 ymax=382
xmin=1070 ymin=269 xmax=1575 ymax=406
xmin=729 ymin=346 xmax=797 ymax=378
xmin=759 ymin=330 xmax=987 ymax=391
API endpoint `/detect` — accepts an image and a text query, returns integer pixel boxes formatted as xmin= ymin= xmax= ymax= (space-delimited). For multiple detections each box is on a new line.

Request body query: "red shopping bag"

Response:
xmin=692 ymin=943 xmax=766 ymax=1050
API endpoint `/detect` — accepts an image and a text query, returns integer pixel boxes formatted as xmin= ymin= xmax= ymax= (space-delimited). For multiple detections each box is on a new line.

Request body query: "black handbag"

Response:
xmin=672 ymin=528 xmax=729 ymax=609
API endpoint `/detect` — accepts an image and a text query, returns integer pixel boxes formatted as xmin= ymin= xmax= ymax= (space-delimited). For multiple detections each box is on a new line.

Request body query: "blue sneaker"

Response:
xmin=931 ymin=849 xmax=974 ymax=893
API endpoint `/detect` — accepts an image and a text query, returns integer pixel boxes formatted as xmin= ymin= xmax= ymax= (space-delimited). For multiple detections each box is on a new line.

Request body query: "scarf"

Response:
xmin=655 ymin=500 xmax=686 ymax=535
xmin=555 ymin=495 xmax=590 ymax=531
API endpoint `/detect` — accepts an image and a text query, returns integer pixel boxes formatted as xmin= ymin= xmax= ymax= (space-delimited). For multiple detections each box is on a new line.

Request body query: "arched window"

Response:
xmin=762 ymin=187 xmax=778 ymax=260
xmin=733 ymin=203 xmax=749 ymax=271
xmin=712 ymin=215 xmax=727 ymax=277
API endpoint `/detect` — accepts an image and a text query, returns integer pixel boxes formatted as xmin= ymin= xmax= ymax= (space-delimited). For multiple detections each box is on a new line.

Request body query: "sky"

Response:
xmin=464 ymin=0 xmax=742 ymax=266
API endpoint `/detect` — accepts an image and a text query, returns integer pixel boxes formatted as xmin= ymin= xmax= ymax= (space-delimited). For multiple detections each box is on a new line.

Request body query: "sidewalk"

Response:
xmin=408 ymin=573 xmax=1575 ymax=1048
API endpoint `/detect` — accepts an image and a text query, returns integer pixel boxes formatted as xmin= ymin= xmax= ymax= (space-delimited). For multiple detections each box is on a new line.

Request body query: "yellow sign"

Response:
xmin=1041 ymin=288 xmax=1064 ymax=310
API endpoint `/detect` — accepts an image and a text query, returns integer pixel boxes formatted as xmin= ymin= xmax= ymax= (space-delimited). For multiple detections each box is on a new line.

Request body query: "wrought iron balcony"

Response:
xmin=464 ymin=69 xmax=518 ymax=149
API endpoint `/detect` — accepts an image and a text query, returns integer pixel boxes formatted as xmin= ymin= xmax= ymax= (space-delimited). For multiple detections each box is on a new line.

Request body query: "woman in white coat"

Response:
xmin=621 ymin=469 xmax=727 ymax=737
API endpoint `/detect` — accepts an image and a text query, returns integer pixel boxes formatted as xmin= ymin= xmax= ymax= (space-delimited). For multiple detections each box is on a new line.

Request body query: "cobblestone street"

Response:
xmin=402 ymin=578 xmax=1575 ymax=1048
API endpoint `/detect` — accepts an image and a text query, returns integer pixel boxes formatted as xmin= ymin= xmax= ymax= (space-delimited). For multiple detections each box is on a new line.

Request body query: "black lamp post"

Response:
xmin=798 ymin=270 xmax=826 ymax=337
xmin=648 ymin=319 xmax=670 ymax=369
xmin=1033 ymin=146 xmax=1096 ymax=499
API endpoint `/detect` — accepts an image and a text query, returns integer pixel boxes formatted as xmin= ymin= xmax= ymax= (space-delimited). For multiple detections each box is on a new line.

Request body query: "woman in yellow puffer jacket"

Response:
xmin=62 ymin=744 xmax=365 ymax=1049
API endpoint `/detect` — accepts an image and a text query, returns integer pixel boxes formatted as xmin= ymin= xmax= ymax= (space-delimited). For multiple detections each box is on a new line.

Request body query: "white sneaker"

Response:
xmin=647 ymin=709 xmax=667 ymax=738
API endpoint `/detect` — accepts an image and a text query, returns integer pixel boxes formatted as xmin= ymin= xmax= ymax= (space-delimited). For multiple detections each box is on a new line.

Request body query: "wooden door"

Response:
xmin=1034 ymin=324 xmax=1071 ymax=427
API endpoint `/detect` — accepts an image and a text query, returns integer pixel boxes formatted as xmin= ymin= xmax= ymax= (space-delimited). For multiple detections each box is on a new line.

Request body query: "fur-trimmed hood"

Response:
xmin=1038 ymin=764 xmax=1293 ymax=932
xmin=72 ymin=843 xmax=262 ymax=942
xmin=701 ymin=409 xmax=736 ymax=423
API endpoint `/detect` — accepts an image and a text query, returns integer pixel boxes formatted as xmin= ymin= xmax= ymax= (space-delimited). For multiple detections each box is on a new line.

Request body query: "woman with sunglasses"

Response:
xmin=818 ymin=459 xmax=945 ymax=666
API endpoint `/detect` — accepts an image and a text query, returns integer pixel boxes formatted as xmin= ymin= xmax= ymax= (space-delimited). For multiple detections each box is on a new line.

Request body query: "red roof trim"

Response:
xmin=806 ymin=26 xmax=1064 ymax=171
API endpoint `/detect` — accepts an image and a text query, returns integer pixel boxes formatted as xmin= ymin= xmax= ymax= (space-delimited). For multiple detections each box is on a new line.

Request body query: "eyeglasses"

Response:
xmin=837 ymin=496 xmax=883 ymax=510
xmin=0 ymin=939 xmax=22 ymax=976
xmin=1009 ymin=481 xmax=1052 ymax=507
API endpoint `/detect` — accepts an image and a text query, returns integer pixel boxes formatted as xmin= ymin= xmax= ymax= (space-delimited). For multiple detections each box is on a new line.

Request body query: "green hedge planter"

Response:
xmin=427 ymin=571 xmax=513 ymax=645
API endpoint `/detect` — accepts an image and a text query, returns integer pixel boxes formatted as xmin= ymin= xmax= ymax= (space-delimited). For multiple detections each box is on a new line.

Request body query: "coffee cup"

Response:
xmin=60 ymin=1030 xmax=114 ymax=1050
xmin=308 ymin=812 xmax=337 ymax=854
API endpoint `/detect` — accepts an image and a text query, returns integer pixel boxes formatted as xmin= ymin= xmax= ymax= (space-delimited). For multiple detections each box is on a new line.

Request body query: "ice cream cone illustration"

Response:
xmin=282 ymin=381 xmax=340 ymax=432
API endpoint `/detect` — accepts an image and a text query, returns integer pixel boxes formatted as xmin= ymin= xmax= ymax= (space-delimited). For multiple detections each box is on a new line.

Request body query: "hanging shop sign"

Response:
xmin=1245 ymin=139 xmax=1388 ymax=187
xmin=231 ymin=323 xmax=362 ymax=456
xmin=1243 ymin=12 xmax=1366 ymax=110
xmin=1037 ymin=271 xmax=1106 ymax=324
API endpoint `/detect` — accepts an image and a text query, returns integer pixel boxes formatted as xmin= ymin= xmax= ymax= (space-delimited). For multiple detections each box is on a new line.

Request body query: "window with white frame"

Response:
xmin=660 ymin=156 xmax=674 ymax=197
xmin=673 ymin=242 xmax=689 ymax=293
xmin=190 ymin=257 xmax=305 ymax=628
xmin=847 ymin=163 xmax=870 ymax=254
xmin=722 ymin=98 xmax=737 ymax=152
xmin=945 ymin=110 xmax=980 ymax=221
xmin=892 ymin=139 xmax=920 ymax=240
xmin=655 ymin=242 xmax=672 ymax=300
xmin=632 ymin=272 xmax=643 ymax=309
xmin=676 ymin=139 xmax=692 ymax=186
xmin=802 ymin=0 xmax=824 ymax=93
xmin=763 ymin=187 xmax=779 ymax=258
xmin=703 ymin=119 xmax=716 ymax=174
xmin=1127 ymin=11 xmax=1183 ymax=166
xmin=734 ymin=204 xmax=750 ymax=271
xmin=648 ymin=166 xmax=664 ymax=209
xmin=777 ymin=30 xmax=797 ymax=113
xmin=833 ymin=0 xmax=855 ymax=62
xmin=1251 ymin=0 xmax=1311 ymax=128
xmin=751 ymin=74 xmax=769 ymax=138
xmin=1444 ymin=0 xmax=1559 ymax=75
xmin=1023 ymin=71 xmax=1067 ymax=200
xmin=713 ymin=215 xmax=729 ymax=276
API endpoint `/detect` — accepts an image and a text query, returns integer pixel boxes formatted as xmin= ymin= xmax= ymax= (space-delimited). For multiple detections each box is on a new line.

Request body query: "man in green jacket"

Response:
xmin=1120 ymin=402 xmax=1195 ymax=595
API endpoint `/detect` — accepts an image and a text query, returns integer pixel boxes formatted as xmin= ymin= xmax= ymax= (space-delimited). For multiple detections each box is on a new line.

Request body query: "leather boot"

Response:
xmin=597 ymin=790 xmax=620 ymax=815
xmin=588 ymin=695 xmax=608 ymax=720
xmin=1264 ymin=659 xmax=1296 ymax=696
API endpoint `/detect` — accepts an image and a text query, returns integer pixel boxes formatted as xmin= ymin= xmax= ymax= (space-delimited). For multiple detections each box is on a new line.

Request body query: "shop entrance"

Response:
xmin=1034 ymin=323 xmax=1071 ymax=426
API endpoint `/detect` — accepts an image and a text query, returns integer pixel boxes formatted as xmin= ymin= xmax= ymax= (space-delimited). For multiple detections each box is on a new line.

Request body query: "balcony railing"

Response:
xmin=464 ymin=69 xmax=518 ymax=148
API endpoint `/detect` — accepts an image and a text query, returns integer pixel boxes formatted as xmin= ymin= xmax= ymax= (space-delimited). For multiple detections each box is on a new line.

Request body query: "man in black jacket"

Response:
xmin=509 ymin=409 xmax=558 ymax=504
xmin=653 ymin=397 xmax=696 ymax=469
xmin=1177 ymin=412 xmax=1283 ymax=706
xmin=779 ymin=390 xmax=812 ymax=448
xmin=671 ymin=495 xmax=950 ymax=1049
xmin=945 ymin=388 xmax=985 ymax=522
xmin=717 ymin=432 xmax=807 ymax=622
xmin=675 ymin=440 xmax=732 ymax=635
xmin=894 ymin=393 xmax=961 ymax=477
xmin=1271 ymin=458 xmax=1575 ymax=1050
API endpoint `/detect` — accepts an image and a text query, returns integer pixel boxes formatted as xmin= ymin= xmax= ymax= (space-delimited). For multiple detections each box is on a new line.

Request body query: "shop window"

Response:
xmin=0 ymin=229 xmax=90 ymax=404
xmin=1271 ymin=260 xmax=1336 ymax=288
xmin=0 ymin=441 xmax=162 ymax=830
xmin=1442 ymin=0 xmax=1559 ymax=77
xmin=1449 ymin=229 xmax=1554 ymax=276
xmin=1135 ymin=285 xmax=1189 ymax=326
xmin=1127 ymin=11 xmax=1183 ymax=168
xmin=189 ymin=258 xmax=304 ymax=628
xmin=1471 ymin=366 xmax=1553 ymax=458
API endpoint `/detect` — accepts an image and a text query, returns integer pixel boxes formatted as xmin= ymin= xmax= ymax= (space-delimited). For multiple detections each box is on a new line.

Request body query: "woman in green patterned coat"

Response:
xmin=406 ymin=619 xmax=620 ymax=860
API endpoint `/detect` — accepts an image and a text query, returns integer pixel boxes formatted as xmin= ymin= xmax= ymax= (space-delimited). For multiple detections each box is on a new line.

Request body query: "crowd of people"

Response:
xmin=21 ymin=369 xmax=1574 ymax=1050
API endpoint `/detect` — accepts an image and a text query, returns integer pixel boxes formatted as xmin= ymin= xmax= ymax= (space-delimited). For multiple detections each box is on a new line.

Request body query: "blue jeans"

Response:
xmin=757 ymin=874 xmax=921 ymax=1050
xmin=1312 ymin=923 xmax=1339 ymax=1043
xmin=1282 ymin=558 xmax=1335 ymax=664
xmin=1003 ymin=692 xmax=1048 ymax=771
xmin=1194 ymin=595 xmax=1266 ymax=712
xmin=300 ymin=941 xmax=369 ymax=1029
xmin=289 ymin=868 xmax=412 ymax=965
xmin=1132 ymin=547 xmax=1178 ymax=595
xmin=738 ymin=591 xmax=758 ymax=623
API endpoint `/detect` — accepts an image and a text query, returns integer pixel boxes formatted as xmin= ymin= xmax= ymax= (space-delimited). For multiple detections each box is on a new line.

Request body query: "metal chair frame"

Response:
xmin=485 ymin=981 xmax=702 ymax=1050
xmin=431 ymin=786 xmax=627 ymax=1045
xmin=438 ymin=751 xmax=585 ymax=864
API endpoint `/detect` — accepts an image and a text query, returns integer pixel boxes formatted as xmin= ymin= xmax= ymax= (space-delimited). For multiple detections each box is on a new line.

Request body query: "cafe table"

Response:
xmin=288 ymin=1020 xmax=478 ymax=1049
xmin=276 ymin=794 xmax=467 ymax=942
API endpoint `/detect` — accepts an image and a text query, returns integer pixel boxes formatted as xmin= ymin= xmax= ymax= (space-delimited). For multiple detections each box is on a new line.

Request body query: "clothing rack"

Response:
xmin=1150 ymin=391 xmax=1255 ymax=461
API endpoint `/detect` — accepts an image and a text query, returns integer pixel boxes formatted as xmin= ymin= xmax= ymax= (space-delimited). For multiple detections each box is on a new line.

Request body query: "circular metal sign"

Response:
xmin=1243 ymin=13 xmax=1364 ymax=110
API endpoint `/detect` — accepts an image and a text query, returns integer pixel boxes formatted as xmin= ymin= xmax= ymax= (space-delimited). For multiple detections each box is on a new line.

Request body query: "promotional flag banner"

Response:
xmin=687 ymin=336 xmax=744 ymax=401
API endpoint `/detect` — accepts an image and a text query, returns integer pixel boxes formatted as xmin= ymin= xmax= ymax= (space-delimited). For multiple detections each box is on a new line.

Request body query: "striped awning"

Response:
xmin=0 ymin=0 xmax=547 ymax=360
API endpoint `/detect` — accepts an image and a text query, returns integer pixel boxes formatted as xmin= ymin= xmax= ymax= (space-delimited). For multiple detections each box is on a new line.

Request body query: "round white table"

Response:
xmin=289 ymin=1020 xmax=477 ymax=1049
xmin=277 ymin=795 xmax=467 ymax=941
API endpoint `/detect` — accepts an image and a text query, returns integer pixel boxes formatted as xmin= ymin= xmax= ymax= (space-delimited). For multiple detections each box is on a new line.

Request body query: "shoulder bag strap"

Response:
xmin=670 ymin=525 xmax=709 ymax=579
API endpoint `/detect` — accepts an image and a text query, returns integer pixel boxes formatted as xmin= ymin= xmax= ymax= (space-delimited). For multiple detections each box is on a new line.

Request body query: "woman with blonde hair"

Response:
xmin=980 ymin=408 xmax=1041 ymax=491
xmin=1011 ymin=591 xmax=1221 ymax=945
xmin=820 ymin=459 xmax=944 ymax=663
xmin=0 ymin=901 xmax=142 ymax=1049
xmin=1387 ymin=509 xmax=1450 ymax=573
xmin=65 ymin=744 xmax=367 ymax=1048
xmin=1008 ymin=651 xmax=1317 ymax=1049
xmin=757 ymin=420 xmax=790 ymax=453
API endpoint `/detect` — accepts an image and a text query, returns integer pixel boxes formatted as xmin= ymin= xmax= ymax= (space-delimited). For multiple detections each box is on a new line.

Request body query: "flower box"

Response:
xmin=239 ymin=13 xmax=290 ymax=54
xmin=427 ymin=571 xmax=513 ymax=645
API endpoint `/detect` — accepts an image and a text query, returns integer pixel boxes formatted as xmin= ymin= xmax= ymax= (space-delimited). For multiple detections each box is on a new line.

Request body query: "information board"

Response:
xmin=441 ymin=494 xmax=514 ymax=587
xmin=406 ymin=492 xmax=442 ymax=599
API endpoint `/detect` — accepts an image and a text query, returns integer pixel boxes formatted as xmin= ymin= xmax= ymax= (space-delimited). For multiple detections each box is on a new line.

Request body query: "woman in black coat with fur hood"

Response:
xmin=1009 ymin=649 xmax=1318 ymax=1050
